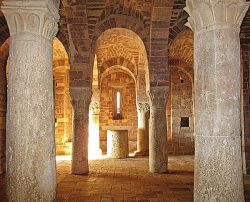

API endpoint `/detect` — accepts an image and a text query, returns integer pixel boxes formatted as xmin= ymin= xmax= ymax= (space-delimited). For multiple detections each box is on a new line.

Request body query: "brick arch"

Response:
xmin=100 ymin=1 xmax=145 ymax=25
xmin=100 ymin=65 xmax=136 ymax=87
xmin=92 ymin=27 xmax=150 ymax=93
xmin=53 ymin=37 xmax=70 ymax=71
xmin=56 ymin=29 xmax=70 ymax=58
xmin=0 ymin=38 xmax=9 ymax=62
xmin=168 ymin=13 xmax=189 ymax=46
xmin=100 ymin=57 xmax=137 ymax=79
xmin=169 ymin=29 xmax=193 ymax=67
xmin=169 ymin=60 xmax=193 ymax=82
xmin=97 ymin=45 xmax=136 ymax=68
xmin=168 ymin=0 xmax=189 ymax=45
xmin=91 ymin=14 xmax=149 ymax=51
xmin=147 ymin=0 xmax=175 ymax=88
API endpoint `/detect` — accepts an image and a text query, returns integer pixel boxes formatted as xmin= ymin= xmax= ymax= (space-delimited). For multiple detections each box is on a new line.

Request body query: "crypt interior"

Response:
xmin=0 ymin=0 xmax=250 ymax=201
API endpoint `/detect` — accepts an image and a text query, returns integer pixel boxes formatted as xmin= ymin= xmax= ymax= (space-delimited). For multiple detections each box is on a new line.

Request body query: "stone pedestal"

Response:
xmin=89 ymin=101 xmax=102 ymax=158
xmin=1 ymin=0 xmax=60 ymax=201
xmin=71 ymin=88 xmax=91 ymax=174
xmin=185 ymin=1 xmax=249 ymax=201
xmin=104 ymin=126 xmax=131 ymax=158
xmin=107 ymin=130 xmax=128 ymax=158
xmin=134 ymin=102 xmax=150 ymax=156
xmin=148 ymin=87 xmax=168 ymax=173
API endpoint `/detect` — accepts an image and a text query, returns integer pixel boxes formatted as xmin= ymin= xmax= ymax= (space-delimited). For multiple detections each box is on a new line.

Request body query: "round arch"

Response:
xmin=169 ymin=29 xmax=194 ymax=67
xmin=100 ymin=57 xmax=137 ymax=77
xmin=94 ymin=27 xmax=150 ymax=92
xmin=100 ymin=65 xmax=136 ymax=86
xmin=56 ymin=30 xmax=70 ymax=58
xmin=53 ymin=37 xmax=73 ymax=156
xmin=92 ymin=15 xmax=148 ymax=48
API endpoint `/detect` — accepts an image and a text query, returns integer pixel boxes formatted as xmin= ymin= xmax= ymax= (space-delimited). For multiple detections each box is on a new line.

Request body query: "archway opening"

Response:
xmin=89 ymin=28 xmax=149 ymax=159
xmin=52 ymin=38 xmax=73 ymax=157
xmin=168 ymin=29 xmax=195 ymax=160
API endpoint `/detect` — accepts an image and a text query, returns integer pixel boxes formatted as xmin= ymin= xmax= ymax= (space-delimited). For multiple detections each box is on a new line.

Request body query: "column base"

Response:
xmin=71 ymin=158 xmax=89 ymax=175
xmin=149 ymin=164 xmax=168 ymax=174
xmin=134 ymin=150 xmax=149 ymax=156
xmin=71 ymin=165 xmax=89 ymax=175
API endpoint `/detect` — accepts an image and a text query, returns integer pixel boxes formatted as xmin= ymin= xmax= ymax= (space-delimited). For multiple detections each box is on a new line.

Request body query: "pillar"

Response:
xmin=148 ymin=87 xmax=168 ymax=173
xmin=71 ymin=87 xmax=91 ymax=174
xmin=134 ymin=102 xmax=150 ymax=156
xmin=1 ymin=0 xmax=59 ymax=201
xmin=185 ymin=1 xmax=249 ymax=201
xmin=89 ymin=101 xmax=102 ymax=158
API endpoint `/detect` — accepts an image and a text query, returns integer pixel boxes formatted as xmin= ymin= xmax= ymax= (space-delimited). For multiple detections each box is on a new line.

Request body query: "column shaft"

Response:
xmin=185 ymin=1 xmax=249 ymax=201
xmin=194 ymin=28 xmax=244 ymax=202
xmin=89 ymin=101 xmax=102 ymax=158
xmin=71 ymin=88 xmax=91 ymax=174
xmin=2 ymin=1 xmax=60 ymax=200
xmin=135 ymin=102 xmax=150 ymax=156
xmin=148 ymin=87 xmax=168 ymax=173
xmin=7 ymin=31 xmax=56 ymax=202
xmin=149 ymin=108 xmax=167 ymax=173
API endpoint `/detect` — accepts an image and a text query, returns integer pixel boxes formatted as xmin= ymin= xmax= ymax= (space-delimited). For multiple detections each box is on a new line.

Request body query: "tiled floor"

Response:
xmin=0 ymin=155 xmax=250 ymax=202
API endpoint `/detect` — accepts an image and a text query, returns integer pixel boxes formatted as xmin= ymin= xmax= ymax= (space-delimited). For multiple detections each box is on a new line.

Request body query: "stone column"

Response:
xmin=148 ymin=87 xmax=168 ymax=173
xmin=185 ymin=1 xmax=249 ymax=201
xmin=134 ymin=102 xmax=150 ymax=156
xmin=1 ymin=0 xmax=60 ymax=201
xmin=71 ymin=87 xmax=91 ymax=174
xmin=89 ymin=101 xmax=102 ymax=158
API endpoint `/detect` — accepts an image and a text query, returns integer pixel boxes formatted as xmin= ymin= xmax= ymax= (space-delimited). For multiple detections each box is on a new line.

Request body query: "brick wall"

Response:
xmin=100 ymin=72 xmax=137 ymax=153
xmin=167 ymin=68 xmax=194 ymax=155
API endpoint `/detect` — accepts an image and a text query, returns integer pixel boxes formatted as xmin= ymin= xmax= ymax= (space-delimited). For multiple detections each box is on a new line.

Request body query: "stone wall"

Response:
xmin=54 ymin=69 xmax=72 ymax=155
xmin=167 ymin=68 xmax=194 ymax=155
xmin=100 ymin=72 xmax=137 ymax=153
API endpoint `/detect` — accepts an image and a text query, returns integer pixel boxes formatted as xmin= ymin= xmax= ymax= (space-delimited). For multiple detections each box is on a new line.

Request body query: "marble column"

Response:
xmin=185 ymin=1 xmax=249 ymax=201
xmin=89 ymin=101 xmax=102 ymax=158
xmin=71 ymin=87 xmax=91 ymax=174
xmin=1 ymin=0 xmax=60 ymax=201
xmin=134 ymin=102 xmax=150 ymax=156
xmin=148 ymin=87 xmax=168 ymax=173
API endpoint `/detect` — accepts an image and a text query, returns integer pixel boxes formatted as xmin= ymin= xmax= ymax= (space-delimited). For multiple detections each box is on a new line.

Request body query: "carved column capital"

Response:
xmin=148 ymin=86 xmax=169 ymax=110
xmin=137 ymin=102 xmax=150 ymax=114
xmin=89 ymin=101 xmax=100 ymax=115
xmin=184 ymin=0 xmax=249 ymax=33
xmin=1 ymin=0 xmax=60 ymax=40
xmin=70 ymin=87 xmax=92 ymax=115
xmin=70 ymin=87 xmax=92 ymax=101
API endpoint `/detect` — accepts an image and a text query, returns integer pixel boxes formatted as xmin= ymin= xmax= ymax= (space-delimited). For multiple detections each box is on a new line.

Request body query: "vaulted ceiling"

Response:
xmin=169 ymin=30 xmax=193 ymax=67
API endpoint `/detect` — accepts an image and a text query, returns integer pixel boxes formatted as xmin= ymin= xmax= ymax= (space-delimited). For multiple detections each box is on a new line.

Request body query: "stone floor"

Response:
xmin=0 ymin=155 xmax=250 ymax=201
